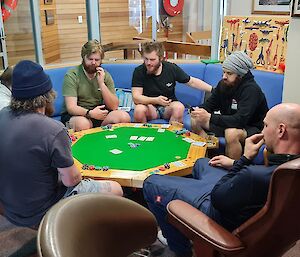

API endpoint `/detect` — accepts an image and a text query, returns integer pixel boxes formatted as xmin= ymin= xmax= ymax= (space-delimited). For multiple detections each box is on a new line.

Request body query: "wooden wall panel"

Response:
xmin=99 ymin=0 xmax=183 ymax=60
xmin=55 ymin=0 xmax=87 ymax=63
xmin=40 ymin=0 xmax=61 ymax=64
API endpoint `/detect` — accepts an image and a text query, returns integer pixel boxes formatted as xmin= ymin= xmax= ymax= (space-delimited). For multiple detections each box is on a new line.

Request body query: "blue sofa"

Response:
xmin=45 ymin=63 xmax=208 ymax=122
xmin=45 ymin=62 xmax=284 ymax=163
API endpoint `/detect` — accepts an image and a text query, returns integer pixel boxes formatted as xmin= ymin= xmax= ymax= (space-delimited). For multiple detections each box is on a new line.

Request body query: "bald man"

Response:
xmin=190 ymin=51 xmax=268 ymax=160
xmin=144 ymin=103 xmax=300 ymax=257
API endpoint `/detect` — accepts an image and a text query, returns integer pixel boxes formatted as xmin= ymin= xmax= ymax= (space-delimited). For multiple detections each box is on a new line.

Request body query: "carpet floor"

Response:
xmin=1 ymin=214 xmax=300 ymax=257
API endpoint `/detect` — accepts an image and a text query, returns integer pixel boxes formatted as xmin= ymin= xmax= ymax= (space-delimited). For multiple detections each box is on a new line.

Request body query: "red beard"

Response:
xmin=82 ymin=61 xmax=97 ymax=74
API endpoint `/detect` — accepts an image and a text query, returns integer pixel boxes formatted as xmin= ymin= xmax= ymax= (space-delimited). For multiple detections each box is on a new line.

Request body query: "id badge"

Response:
xmin=231 ymin=99 xmax=238 ymax=110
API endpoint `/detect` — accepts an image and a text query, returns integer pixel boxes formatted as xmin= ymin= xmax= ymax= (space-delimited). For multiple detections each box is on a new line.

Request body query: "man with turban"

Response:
xmin=190 ymin=51 xmax=268 ymax=159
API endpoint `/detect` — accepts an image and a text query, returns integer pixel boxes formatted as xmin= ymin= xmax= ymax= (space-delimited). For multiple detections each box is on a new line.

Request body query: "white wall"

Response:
xmin=183 ymin=0 xmax=212 ymax=33
xmin=229 ymin=0 xmax=253 ymax=16
xmin=228 ymin=0 xmax=300 ymax=104
xmin=282 ymin=18 xmax=300 ymax=103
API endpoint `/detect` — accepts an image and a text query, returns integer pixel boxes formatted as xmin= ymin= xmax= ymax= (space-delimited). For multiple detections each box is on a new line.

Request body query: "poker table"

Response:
xmin=71 ymin=123 xmax=210 ymax=188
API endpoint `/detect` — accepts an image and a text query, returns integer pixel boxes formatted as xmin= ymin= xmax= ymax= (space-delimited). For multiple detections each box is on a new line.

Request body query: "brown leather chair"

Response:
xmin=167 ymin=158 xmax=300 ymax=257
xmin=37 ymin=194 xmax=157 ymax=257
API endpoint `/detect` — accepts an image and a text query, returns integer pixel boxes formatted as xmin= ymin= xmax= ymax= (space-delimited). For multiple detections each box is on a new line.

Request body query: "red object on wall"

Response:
xmin=278 ymin=62 xmax=286 ymax=73
xmin=163 ymin=0 xmax=184 ymax=17
xmin=1 ymin=0 xmax=18 ymax=22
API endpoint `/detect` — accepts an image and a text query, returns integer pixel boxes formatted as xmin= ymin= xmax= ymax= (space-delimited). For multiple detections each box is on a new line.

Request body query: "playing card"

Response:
xmin=192 ymin=141 xmax=206 ymax=147
xmin=161 ymin=124 xmax=171 ymax=129
xmin=146 ymin=137 xmax=155 ymax=141
xmin=106 ymin=135 xmax=117 ymax=139
xmin=110 ymin=149 xmax=123 ymax=154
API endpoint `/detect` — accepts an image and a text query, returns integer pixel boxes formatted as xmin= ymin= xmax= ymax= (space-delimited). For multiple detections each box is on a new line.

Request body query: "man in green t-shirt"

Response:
xmin=62 ymin=40 xmax=130 ymax=131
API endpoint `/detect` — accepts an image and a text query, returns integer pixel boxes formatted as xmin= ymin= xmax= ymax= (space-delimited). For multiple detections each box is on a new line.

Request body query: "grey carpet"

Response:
xmin=0 ymin=215 xmax=37 ymax=257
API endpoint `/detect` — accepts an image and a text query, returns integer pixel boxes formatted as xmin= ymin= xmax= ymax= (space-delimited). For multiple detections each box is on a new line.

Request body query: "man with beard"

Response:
xmin=62 ymin=40 xmax=130 ymax=131
xmin=191 ymin=51 xmax=268 ymax=159
xmin=132 ymin=41 xmax=212 ymax=123
xmin=0 ymin=60 xmax=123 ymax=228
xmin=143 ymin=103 xmax=300 ymax=257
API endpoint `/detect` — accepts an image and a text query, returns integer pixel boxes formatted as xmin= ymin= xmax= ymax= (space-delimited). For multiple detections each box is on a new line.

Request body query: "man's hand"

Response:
xmin=190 ymin=107 xmax=211 ymax=125
xmin=244 ymin=133 xmax=264 ymax=160
xmin=89 ymin=105 xmax=109 ymax=120
xmin=209 ymin=155 xmax=235 ymax=170
xmin=155 ymin=96 xmax=171 ymax=106
xmin=96 ymin=67 xmax=105 ymax=87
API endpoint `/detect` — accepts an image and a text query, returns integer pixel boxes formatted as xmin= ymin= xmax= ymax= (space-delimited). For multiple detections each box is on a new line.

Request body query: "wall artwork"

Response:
xmin=291 ymin=0 xmax=300 ymax=16
xmin=252 ymin=0 xmax=291 ymax=15
xmin=220 ymin=16 xmax=290 ymax=73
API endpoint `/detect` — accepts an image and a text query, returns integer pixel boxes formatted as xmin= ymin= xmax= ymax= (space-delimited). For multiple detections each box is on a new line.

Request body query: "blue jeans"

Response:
xmin=143 ymin=158 xmax=226 ymax=256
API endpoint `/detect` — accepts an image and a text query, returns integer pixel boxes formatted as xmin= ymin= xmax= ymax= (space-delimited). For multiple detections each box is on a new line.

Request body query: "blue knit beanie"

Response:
xmin=12 ymin=60 xmax=52 ymax=99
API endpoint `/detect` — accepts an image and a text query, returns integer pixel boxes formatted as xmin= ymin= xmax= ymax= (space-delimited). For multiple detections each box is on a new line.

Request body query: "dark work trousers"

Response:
xmin=143 ymin=158 xmax=226 ymax=256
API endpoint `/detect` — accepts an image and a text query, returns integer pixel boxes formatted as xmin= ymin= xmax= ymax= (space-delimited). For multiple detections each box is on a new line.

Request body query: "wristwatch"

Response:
xmin=85 ymin=109 xmax=91 ymax=119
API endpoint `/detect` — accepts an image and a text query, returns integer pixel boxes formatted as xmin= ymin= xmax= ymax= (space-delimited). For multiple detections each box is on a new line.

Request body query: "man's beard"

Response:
xmin=220 ymin=76 xmax=242 ymax=97
xmin=45 ymin=102 xmax=55 ymax=117
xmin=82 ymin=61 xmax=97 ymax=74
xmin=146 ymin=61 xmax=161 ymax=75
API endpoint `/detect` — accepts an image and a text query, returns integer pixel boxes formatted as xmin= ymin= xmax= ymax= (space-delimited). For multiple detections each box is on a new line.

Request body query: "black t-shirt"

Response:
xmin=132 ymin=61 xmax=190 ymax=101
xmin=0 ymin=108 xmax=74 ymax=227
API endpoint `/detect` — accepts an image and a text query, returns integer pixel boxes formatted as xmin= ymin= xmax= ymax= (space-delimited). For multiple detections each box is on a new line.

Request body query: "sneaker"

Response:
xmin=129 ymin=248 xmax=151 ymax=257
xmin=157 ymin=230 xmax=168 ymax=246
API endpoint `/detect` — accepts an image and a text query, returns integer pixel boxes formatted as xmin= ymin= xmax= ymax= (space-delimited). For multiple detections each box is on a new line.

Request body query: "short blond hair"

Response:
xmin=81 ymin=40 xmax=104 ymax=59
xmin=141 ymin=41 xmax=164 ymax=59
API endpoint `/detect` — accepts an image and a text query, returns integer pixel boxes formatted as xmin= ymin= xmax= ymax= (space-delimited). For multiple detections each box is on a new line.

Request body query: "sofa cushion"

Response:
xmin=45 ymin=67 xmax=74 ymax=120
xmin=251 ymin=69 xmax=283 ymax=108
xmin=102 ymin=63 xmax=139 ymax=89
xmin=176 ymin=63 xmax=206 ymax=107
xmin=203 ymin=64 xmax=224 ymax=87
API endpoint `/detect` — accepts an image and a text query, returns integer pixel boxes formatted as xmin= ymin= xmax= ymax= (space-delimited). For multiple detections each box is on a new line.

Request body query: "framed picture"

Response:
xmin=291 ymin=0 xmax=300 ymax=16
xmin=252 ymin=0 xmax=291 ymax=15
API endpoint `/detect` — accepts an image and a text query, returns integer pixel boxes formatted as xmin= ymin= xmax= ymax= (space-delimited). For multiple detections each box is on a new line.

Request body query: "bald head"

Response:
xmin=268 ymin=103 xmax=300 ymax=130
xmin=263 ymin=103 xmax=300 ymax=154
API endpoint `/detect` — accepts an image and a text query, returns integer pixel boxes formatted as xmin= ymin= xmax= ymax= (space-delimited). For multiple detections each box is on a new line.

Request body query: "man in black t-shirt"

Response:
xmin=132 ymin=41 xmax=212 ymax=123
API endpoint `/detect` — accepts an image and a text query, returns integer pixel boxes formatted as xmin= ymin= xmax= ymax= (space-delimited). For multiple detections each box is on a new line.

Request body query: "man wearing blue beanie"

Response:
xmin=0 ymin=60 xmax=123 ymax=228
xmin=190 ymin=51 xmax=268 ymax=160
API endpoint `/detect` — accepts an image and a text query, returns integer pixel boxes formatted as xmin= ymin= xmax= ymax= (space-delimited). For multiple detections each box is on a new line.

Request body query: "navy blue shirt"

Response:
xmin=210 ymin=156 xmax=276 ymax=231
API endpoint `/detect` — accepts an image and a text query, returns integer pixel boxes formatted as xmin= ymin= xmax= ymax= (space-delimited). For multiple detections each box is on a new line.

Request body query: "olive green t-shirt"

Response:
xmin=62 ymin=64 xmax=115 ymax=113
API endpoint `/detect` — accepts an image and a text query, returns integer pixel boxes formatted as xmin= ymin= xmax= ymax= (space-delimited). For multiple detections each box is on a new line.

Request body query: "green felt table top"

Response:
xmin=72 ymin=126 xmax=191 ymax=171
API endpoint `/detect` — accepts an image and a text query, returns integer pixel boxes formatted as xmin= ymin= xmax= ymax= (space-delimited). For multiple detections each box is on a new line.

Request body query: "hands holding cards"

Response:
xmin=89 ymin=105 xmax=109 ymax=120
xmin=156 ymin=95 xmax=171 ymax=106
